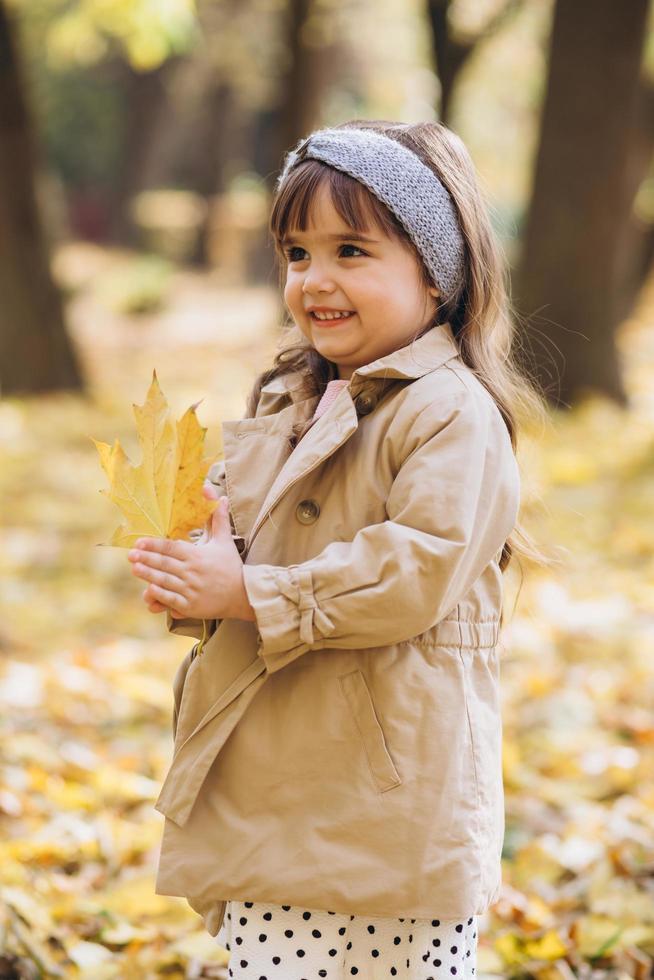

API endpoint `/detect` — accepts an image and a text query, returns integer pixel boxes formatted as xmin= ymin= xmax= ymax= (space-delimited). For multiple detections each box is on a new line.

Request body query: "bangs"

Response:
xmin=270 ymin=159 xmax=412 ymax=257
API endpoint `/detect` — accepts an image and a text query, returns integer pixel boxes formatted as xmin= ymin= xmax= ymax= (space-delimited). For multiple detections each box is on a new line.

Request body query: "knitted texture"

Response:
xmin=276 ymin=127 xmax=465 ymax=298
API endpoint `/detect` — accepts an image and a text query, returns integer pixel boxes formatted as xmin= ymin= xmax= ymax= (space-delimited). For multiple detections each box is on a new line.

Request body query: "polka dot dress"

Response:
xmin=215 ymin=900 xmax=478 ymax=979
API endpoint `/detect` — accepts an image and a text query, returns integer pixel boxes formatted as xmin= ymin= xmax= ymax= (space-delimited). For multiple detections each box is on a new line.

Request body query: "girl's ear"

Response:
xmin=428 ymin=286 xmax=440 ymax=298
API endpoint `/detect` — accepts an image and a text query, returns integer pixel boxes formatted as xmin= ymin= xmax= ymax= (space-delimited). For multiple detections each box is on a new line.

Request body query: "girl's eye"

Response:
xmin=285 ymin=246 xmax=307 ymax=262
xmin=284 ymin=243 xmax=367 ymax=262
xmin=339 ymin=243 xmax=366 ymax=257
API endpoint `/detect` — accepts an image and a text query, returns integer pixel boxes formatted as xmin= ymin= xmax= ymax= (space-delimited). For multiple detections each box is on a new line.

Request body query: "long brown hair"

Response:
xmin=246 ymin=118 xmax=554 ymax=584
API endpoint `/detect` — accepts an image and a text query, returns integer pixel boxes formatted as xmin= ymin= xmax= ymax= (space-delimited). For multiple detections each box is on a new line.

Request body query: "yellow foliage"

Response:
xmin=97 ymin=875 xmax=179 ymax=919
xmin=494 ymin=930 xmax=528 ymax=965
xmin=4 ymin=264 xmax=654 ymax=976
xmin=524 ymin=930 xmax=569 ymax=961
xmin=92 ymin=370 xmax=219 ymax=548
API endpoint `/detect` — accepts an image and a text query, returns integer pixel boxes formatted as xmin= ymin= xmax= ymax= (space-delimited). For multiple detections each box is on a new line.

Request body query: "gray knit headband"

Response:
xmin=276 ymin=127 xmax=465 ymax=297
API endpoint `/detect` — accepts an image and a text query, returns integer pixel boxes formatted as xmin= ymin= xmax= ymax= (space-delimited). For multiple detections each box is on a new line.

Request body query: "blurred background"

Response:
xmin=2 ymin=0 xmax=654 ymax=976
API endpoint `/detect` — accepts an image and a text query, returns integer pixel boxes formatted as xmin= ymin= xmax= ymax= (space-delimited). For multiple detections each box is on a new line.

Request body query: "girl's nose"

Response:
xmin=302 ymin=267 xmax=336 ymax=294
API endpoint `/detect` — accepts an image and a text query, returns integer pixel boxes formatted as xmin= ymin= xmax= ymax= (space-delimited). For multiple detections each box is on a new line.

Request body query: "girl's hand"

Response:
xmin=127 ymin=486 xmax=256 ymax=622
xmin=136 ymin=479 xmax=217 ymax=615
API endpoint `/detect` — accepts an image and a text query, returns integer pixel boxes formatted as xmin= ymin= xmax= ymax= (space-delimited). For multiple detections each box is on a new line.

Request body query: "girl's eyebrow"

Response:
xmin=281 ymin=232 xmax=381 ymax=246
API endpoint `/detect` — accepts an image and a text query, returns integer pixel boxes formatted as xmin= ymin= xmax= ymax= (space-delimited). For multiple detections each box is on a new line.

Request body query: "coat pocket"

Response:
xmin=338 ymin=669 xmax=402 ymax=793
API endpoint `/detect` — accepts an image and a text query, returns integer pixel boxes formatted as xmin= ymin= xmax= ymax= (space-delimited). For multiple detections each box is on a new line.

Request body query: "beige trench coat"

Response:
xmin=153 ymin=321 xmax=521 ymax=937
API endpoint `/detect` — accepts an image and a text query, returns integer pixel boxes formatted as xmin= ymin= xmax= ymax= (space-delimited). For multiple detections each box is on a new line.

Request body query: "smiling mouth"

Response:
xmin=310 ymin=311 xmax=356 ymax=325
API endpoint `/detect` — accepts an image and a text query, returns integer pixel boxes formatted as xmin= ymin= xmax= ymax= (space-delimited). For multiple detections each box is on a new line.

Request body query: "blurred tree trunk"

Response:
xmin=275 ymin=0 xmax=316 ymax=164
xmin=0 ymin=1 xmax=82 ymax=395
xmin=140 ymin=71 xmax=242 ymax=267
xmin=250 ymin=0 xmax=320 ymax=300
xmin=134 ymin=0 xmax=343 ymax=282
xmin=513 ymin=0 xmax=649 ymax=408
xmin=136 ymin=56 xmax=241 ymax=236
xmin=255 ymin=0 xmax=352 ymax=295
xmin=425 ymin=0 xmax=526 ymax=123
xmin=106 ymin=60 xmax=176 ymax=245
xmin=257 ymin=0 xmax=354 ymax=186
xmin=614 ymin=76 xmax=654 ymax=323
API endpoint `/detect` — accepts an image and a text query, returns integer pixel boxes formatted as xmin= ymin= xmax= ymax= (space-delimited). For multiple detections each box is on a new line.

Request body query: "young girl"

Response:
xmin=128 ymin=119 xmax=541 ymax=980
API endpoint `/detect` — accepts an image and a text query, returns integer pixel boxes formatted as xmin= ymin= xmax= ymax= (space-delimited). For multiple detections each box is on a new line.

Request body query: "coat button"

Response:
xmin=296 ymin=499 xmax=320 ymax=525
xmin=355 ymin=392 xmax=376 ymax=415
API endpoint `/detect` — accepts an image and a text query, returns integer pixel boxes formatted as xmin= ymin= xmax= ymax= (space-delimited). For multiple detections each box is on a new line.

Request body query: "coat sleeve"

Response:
xmin=242 ymin=392 xmax=521 ymax=674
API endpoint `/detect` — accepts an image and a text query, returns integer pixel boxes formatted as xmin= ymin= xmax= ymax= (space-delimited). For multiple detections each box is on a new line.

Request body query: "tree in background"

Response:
xmin=136 ymin=0 xmax=354 ymax=271
xmin=426 ymin=0 xmax=527 ymax=122
xmin=10 ymin=0 xmax=199 ymax=243
xmin=0 ymin=0 xmax=82 ymax=395
xmin=4 ymin=0 xmax=654 ymax=403
xmin=0 ymin=0 xmax=198 ymax=394
xmin=513 ymin=0 xmax=650 ymax=407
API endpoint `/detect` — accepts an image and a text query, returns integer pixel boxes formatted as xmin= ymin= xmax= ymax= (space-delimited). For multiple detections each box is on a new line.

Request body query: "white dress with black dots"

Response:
xmin=215 ymin=899 xmax=477 ymax=979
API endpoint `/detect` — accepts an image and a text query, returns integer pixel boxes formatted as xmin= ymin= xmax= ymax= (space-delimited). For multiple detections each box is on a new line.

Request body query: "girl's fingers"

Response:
xmin=131 ymin=561 xmax=187 ymax=593
xmin=145 ymin=582 xmax=188 ymax=613
xmin=141 ymin=588 xmax=166 ymax=611
xmin=145 ymin=597 xmax=168 ymax=613
xmin=128 ymin=548 xmax=186 ymax=575
xmin=132 ymin=537 xmax=192 ymax=561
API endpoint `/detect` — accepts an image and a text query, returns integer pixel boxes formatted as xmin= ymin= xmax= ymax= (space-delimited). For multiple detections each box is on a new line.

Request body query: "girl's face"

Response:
xmin=282 ymin=182 xmax=440 ymax=380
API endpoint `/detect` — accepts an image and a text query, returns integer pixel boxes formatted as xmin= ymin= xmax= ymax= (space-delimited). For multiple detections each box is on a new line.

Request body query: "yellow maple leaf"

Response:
xmin=92 ymin=370 xmax=219 ymax=548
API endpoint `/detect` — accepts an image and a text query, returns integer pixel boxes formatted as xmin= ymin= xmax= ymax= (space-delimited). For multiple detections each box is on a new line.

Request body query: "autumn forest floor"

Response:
xmin=1 ymin=243 xmax=654 ymax=978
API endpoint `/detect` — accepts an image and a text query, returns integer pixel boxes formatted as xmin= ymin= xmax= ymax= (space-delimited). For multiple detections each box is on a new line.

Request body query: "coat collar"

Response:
xmin=232 ymin=322 xmax=461 ymax=552
xmin=350 ymin=320 xmax=460 ymax=383
xmin=260 ymin=321 xmax=460 ymax=400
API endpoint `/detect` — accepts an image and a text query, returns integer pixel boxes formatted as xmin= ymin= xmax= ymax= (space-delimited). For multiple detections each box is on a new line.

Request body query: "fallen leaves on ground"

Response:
xmin=1 ymin=268 xmax=654 ymax=977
